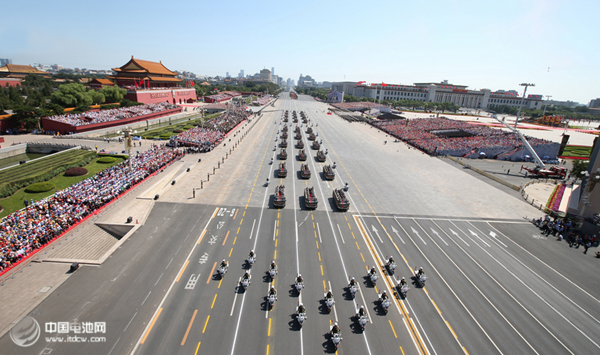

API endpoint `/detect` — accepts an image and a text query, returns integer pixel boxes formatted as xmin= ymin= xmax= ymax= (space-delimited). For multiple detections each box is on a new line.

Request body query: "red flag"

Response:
xmin=382 ymin=83 xmax=387 ymax=87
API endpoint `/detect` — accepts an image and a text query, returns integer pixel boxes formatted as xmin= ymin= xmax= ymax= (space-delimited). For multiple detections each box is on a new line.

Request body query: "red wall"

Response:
xmin=125 ymin=89 xmax=196 ymax=105
xmin=41 ymin=108 xmax=182 ymax=134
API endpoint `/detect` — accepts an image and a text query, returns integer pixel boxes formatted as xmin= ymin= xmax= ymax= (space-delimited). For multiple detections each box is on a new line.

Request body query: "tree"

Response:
xmin=571 ymin=160 xmax=589 ymax=179
xmin=51 ymin=83 xmax=104 ymax=107
xmin=99 ymin=85 xmax=126 ymax=103
xmin=11 ymin=105 xmax=43 ymax=131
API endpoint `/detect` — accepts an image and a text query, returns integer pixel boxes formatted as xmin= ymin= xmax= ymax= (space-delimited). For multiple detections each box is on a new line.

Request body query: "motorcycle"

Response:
xmin=398 ymin=284 xmax=409 ymax=298
xmin=368 ymin=272 xmax=378 ymax=286
xmin=295 ymin=281 xmax=304 ymax=294
xmin=240 ymin=277 xmax=250 ymax=290
xmin=379 ymin=295 xmax=390 ymax=314
xmin=414 ymin=268 xmax=427 ymax=287
xmin=268 ymin=294 xmax=277 ymax=309
xmin=247 ymin=256 xmax=256 ymax=267
xmin=217 ymin=265 xmax=227 ymax=278
xmin=356 ymin=309 xmax=368 ymax=331
xmin=386 ymin=259 xmax=397 ymax=275
xmin=297 ymin=312 xmax=307 ymax=327
xmin=330 ymin=329 xmax=342 ymax=350
xmin=349 ymin=284 xmax=358 ymax=299
xmin=324 ymin=295 xmax=335 ymax=313
xmin=268 ymin=266 xmax=277 ymax=280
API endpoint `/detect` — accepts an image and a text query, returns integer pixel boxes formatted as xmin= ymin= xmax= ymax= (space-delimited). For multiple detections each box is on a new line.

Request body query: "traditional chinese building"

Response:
xmin=0 ymin=64 xmax=46 ymax=78
xmin=108 ymin=56 xmax=196 ymax=104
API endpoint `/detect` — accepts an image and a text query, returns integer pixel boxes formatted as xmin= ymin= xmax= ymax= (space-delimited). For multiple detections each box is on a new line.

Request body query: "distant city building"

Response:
xmin=298 ymin=74 xmax=316 ymax=87
xmin=260 ymin=69 xmax=271 ymax=81
xmin=590 ymin=98 xmax=600 ymax=108
xmin=286 ymin=78 xmax=292 ymax=86
xmin=321 ymin=81 xmax=333 ymax=89
xmin=546 ymin=100 xmax=580 ymax=108
xmin=238 ymin=69 xmax=244 ymax=78
xmin=271 ymin=67 xmax=274 ymax=76
xmin=226 ymin=72 xmax=230 ymax=78
xmin=331 ymin=80 xmax=544 ymax=110
xmin=0 ymin=59 xmax=13 ymax=66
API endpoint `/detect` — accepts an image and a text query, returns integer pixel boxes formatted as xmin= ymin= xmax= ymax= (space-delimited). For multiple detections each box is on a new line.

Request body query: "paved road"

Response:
xmin=2 ymin=93 xmax=600 ymax=355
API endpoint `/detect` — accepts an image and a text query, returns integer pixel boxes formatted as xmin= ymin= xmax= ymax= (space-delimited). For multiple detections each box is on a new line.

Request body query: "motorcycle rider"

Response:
xmin=268 ymin=286 xmax=277 ymax=300
xmin=296 ymin=273 xmax=303 ymax=284
xmin=270 ymin=260 xmax=277 ymax=270
xmin=266 ymin=178 xmax=269 ymax=186
xmin=333 ymin=162 xmax=337 ymax=169
xmin=331 ymin=322 xmax=341 ymax=335
xmin=325 ymin=289 xmax=333 ymax=299
xmin=388 ymin=256 xmax=395 ymax=265
xmin=220 ymin=259 xmax=228 ymax=268
xmin=399 ymin=277 xmax=407 ymax=287
xmin=369 ymin=266 xmax=377 ymax=276
xmin=242 ymin=270 xmax=251 ymax=281
xmin=249 ymin=250 xmax=255 ymax=259
xmin=297 ymin=302 xmax=306 ymax=314
xmin=417 ymin=267 xmax=425 ymax=277
xmin=380 ymin=290 xmax=389 ymax=301
xmin=358 ymin=305 xmax=366 ymax=317
xmin=349 ymin=277 xmax=357 ymax=287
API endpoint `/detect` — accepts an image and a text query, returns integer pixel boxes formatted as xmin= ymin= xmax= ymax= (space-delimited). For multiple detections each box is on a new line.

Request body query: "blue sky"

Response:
xmin=2 ymin=0 xmax=598 ymax=104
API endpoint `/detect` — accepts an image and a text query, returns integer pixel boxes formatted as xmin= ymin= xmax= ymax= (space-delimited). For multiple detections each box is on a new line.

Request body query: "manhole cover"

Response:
xmin=39 ymin=286 xmax=52 ymax=293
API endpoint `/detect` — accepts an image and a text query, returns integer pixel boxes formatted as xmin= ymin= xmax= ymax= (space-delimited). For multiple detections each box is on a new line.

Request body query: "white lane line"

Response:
xmin=231 ymin=109 xmax=278 ymax=355
xmin=484 ymin=222 xmax=600 ymax=324
xmin=391 ymin=224 xmax=406 ymax=244
xmin=165 ymin=258 xmax=173 ymax=269
xmin=488 ymin=231 xmax=507 ymax=248
xmin=298 ymin=100 xmax=372 ymax=355
xmin=429 ymin=227 xmax=448 ymax=246
xmin=466 ymin=223 xmax=598 ymax=350
xmin=154 ymin=273 xmax=164 ymax=286
xmin=410 ymin=225 xmax=427 ymax=245
xmin=273 ymin=220 xmax=277 ymax=241
xmin=336 ymin=224 xmax=345 ymax=244
xmin=317 ymin=222 xmax=323 ymax=243
xmin=175 ymin=245 xmax=182 ymax=255
xmin=328 ymin=281 xmax=339 ymax=323
xmin=124 ymin=312 xmax=137 ymax=332
xmin=448 ymin=228 xmax=471 ymax=247
xmin=107 ymin=337 xmax=121 ymax=355
xmin=249 ymin=219 xmax=256 ymax=239
xmin=130 ymin=207 xmax=219 ymax=355
xmin=291 ymin=100 xmax=304 ymax=355
xmin=469 ymin=229 xmax=490 ymax=247
xmin=141 ymin=291 xmax=151 ymax=306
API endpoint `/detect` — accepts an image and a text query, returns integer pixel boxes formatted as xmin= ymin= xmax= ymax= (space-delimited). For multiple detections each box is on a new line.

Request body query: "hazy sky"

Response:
xmin=2 ymin=0 xmax=598 ymax=104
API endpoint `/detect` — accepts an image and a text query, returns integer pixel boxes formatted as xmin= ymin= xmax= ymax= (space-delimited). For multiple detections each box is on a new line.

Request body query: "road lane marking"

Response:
xmin=390 ymin=320 xmax=398 ymax=338
xmin=328 ymin=281 xmax=339 ymax=322
xmin=233 ymin=236 xmax=237 ymax=245
xmin=154 ymin=273 xmax=163 ymax=286
xmin=239 ymin=218 xmax=244 ymax=225
xmin=360 ymin=253 xmax=365 ymax=262
xmin=198 ymin=230 xmax=207 ymax=245
xmin=446 ymin=321 xmax=457 ymax=339
xmin=202 ymin=315 xmax=210 ymax=333
xmin=176 ymin=260 xmax=190 ymax=282
xmin=180 ymin=310 xmax=198 ymax=346
xmin=141 ymin=291 xmax=151 ymax=305
xmin=336 ymin=224 xmax=345 ymax=244
xmin=320 ymin=265 xmax=324 ymax=276
xmin=266 ymin=344 xmax=269 ymax=355
xmin=211 ymin=294 xmax=217 ymax=308
xmin=195 ymin=342 xmax=201 ymax=355
xmin=207 ymin=262 xmax=217 ymax=283
xmin=230 ymin=278 xmax=241 ymax=316
xmin=355 ymin=241 xmax=360 ymax=250
xmin=268 ymin=318 xmax=272 ymax=336
xmin=124 ymin=312 xmax=137 ymax=332
xmin=165 ymin=258 xmax=173 ymax=269
xmin=315 ymin=240 xmax=319 ymax=249
xmin=318 ymin=252 xmax=321 ymax=261
xmin=314 ymin=230 xmax=317 ymax=239
xmin=233 ymin=209 xmax=238 ymax=220
xmin=274 ymin=250 xmax=277 ymax=260
xmin=317 ymin=222 xmax=323 ymax=243
xmin=275 ymin=239 xmax=278 ymax=247
xmin=222 ymin=231 xmax=230 ymax=245
xmin=140 ymin=308 xmax=162 ymax=344
xmin=249 ymin=219 xmax=256 ymax=239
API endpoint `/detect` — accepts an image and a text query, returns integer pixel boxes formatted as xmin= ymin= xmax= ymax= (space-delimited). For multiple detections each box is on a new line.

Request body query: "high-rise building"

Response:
xmin=271 ymin=67 xmax=274 ymax=75
xmin=0 ymin=59 xmax=12 ymax=66
xmin=226 ymin=72 xmax=230 ymax=78
xmin=260 ymin=69 xmax=271 ymax=81
xmin=238 ymin=69 xmax=244 ymax=78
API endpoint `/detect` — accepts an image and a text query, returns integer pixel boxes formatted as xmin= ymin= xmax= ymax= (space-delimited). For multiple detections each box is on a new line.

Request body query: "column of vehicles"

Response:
xmin=220 ymin=250 xmax=428 ymax=350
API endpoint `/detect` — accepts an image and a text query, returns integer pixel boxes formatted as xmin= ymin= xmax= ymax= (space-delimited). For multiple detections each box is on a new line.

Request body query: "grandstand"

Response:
xmin=371 ymin=117 xmax=560 ymax=160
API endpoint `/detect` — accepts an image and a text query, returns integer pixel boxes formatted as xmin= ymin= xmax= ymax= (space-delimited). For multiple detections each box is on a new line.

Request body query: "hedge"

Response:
xmin=25 ymin=182 xmax=56 ymax=193
xmin=97 ymin=157 xmax=117 ymax=163
xmin=64 ymin=167 xmax=88 ymax=176
xmin=0 ymin=150 xmax=96 ymax=198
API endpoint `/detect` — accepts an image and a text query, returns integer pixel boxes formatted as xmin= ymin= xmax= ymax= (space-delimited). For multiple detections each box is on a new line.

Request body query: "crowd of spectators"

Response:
xmin=44 ymin=103 xmax=178 ymax=127
xmin=251 ymin=95 xmax=271 ymax=106
xmin=532 ymin=216 xmax=598 ymax=255
xmin=173 ymin=106 xmax=250 ymax=151
xmin=371 ymin=117 xmax=556 ymax=157
xmin=0 ymin=146 xmax=184 ymax=272
xmin=331 ymin=102 xmax=388 ymax=111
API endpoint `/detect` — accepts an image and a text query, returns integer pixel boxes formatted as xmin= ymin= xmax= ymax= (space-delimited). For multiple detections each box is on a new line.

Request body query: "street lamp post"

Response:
xmin=514 ymin=83 xmax=535 ymax=129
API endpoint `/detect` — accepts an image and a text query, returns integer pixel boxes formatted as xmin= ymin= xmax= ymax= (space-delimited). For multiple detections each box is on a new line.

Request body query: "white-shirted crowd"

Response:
xmin=45 ymin=103 xmax=178 ymax=127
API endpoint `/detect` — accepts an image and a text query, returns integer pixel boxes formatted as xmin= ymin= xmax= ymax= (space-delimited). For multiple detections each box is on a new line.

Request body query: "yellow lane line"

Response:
xmin=211 ymin=208 xmax=218 ymax=218
xmin=314 ymin=231 xmax=318 ymax=239
xmin=323 ymin=280 xmax=327 ymax=292
xmin=274 ymin=250 xmax=277 ymax=260
xmin=237 ymin=227 xmax=240 ymax=234
xmin=202 ymin=315 xmax=210 ymax=333
xmin=277 ymin=220 xmax=279 ymax=227
xmin=268 ymin=318 xmax=272 ymax=336
xmin=389 ymin=320 xmax=398 ymax=338
xmin=344 ymin=215 xmax=348 ymax=221
xmin=431 ymin=299 xmax=442 ymax=315
xmin=176 ymin=260 xmax=190 ymax=282
xmin=355 ymin=241 xmax=360 ymax=250
xmin=400 ymin=346 xmax=405 ymax=355
xmin=233 ymin=209 xmax=239 ymax=220
xmin=311 ymin=214 xmax=314 ymax=220
xmin=447 ymin=321 xmax=458 ymax=338
xmin=229 ymin=248 xmax=233 ymax=257
xmin=180 ymin=309 xmax=198 ymax=346
xmin=222 ymin=231 xmax=230 ymax=245
xmin=352 ymin=231 xmax=356 ymax=239
xmin=266 ymin=344 xmax=270 ymax=355
xmin=320 ymin=265 xmax=324 ymax=276
xmin=239 ymin=218 xmax=244 ymax=225
xmin=276 ymin=229 xmax=279 ymax=237
xmin=233 ymin=237 xmax=237 ymax=245
xmin=277 ymin=212 xmax=280 ymax=218
xmin=198 ymin=230 xmax=207 ymax=245
xmin=218 ymin=279 xmax=222 ymax=289
xmin=275 ymin=239 xmax=278 ymax=247
xmin=316 ymin=240 xmax=319 ymax=249
xmin=140 ymin=308 xmax=162 ymax=344
xmin=207 ymin=262 xmax=217 ymax=283
xmin=318 ymin=252 xmax=321 ymax=262
xmin=313 ymin=222 xmax=315 ymax=228
xmin=194 ymin=342 xmax=201 ymax=355
xmin=348 ymin=223 xmax=352 ymax=230
xmin=360 ymin=253 xmax=365 ymax=262
xmin=211 ymin=294 xmax=217 ymax=308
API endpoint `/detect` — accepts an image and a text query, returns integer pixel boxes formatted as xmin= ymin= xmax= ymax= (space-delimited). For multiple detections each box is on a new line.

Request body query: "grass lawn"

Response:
xmin=560 ymin=145 xmax=592 ymax=159
xmin=0 ymin=156 xmax=126 ymax=218
xmin=140 ymin=113 xmax=220 ymax=140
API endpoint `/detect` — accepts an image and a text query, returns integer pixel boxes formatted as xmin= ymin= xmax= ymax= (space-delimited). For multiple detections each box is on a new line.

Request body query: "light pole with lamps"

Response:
xmin=514 ymin=83 xmax=535 ymax=129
